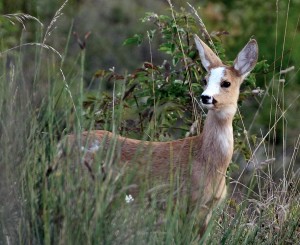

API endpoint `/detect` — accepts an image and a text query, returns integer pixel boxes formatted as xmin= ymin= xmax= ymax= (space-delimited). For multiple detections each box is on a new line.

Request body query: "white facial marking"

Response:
xmin=202 ymin=67 xmax=225 ymax=101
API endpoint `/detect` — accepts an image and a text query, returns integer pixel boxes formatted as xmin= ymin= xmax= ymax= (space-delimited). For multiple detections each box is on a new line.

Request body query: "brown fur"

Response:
xmin=61 ymin=108 xmax=233 ymax=234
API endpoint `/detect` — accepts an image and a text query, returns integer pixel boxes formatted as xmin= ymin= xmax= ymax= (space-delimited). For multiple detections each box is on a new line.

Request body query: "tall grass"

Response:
xmin=0 ymin=1 xmax=299 ymax=245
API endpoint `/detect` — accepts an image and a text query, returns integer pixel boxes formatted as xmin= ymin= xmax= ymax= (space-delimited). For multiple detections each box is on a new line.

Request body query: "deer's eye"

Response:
xmin=221 ymin=81 xmax=231 ymax=88
xmin=202 ymin=78 xmax=207 ymax=86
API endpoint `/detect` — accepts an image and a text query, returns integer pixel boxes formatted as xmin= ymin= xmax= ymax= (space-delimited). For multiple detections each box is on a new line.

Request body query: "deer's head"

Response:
xmin=194 ymin=35 xmax=258 ymax=118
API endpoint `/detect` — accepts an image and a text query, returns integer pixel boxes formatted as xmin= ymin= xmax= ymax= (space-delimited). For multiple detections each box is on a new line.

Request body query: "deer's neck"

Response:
xmin=196 ymin=108 xmax=235 ymax=171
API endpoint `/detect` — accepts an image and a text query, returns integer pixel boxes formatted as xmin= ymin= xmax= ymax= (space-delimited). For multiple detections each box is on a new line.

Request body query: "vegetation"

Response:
xmin=0 ymin=0 xmax=299 ymax=244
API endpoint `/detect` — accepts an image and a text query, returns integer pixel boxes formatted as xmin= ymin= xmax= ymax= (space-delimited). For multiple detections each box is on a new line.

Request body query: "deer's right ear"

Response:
xmin=233 ymin=39 xmax=258 ymax=79
xmin=194 ymin=34 xmax=222 ymax=71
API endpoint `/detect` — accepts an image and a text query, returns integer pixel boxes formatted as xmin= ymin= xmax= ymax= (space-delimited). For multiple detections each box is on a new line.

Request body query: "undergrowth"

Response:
xmin=0 ymin=1 xmax=299 ymax=244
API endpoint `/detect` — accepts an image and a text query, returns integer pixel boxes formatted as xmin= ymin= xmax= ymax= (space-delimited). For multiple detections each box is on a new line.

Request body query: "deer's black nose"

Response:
xmin=201 ymin=95 xmax=212 ymax=104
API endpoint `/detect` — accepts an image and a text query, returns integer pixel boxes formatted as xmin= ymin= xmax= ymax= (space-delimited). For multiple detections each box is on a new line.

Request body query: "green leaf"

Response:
xmin=158 ymin=14 xmax=171 ymax=22
xmin=188 ymin=50 xmax=197 ymax=59
xmin=253 ymin=60 xmax=269 ymax=73
xmin=123 ymin=34 xmax=143 ymax=46
xmin=159 ymin=42 xmax=175 ymax=54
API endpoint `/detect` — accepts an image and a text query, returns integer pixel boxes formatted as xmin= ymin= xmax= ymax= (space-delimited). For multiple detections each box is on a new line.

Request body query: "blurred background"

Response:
xmin=1 ymin=0 xmax=300 ymax=75
xmin=0 ymin=0 xmax=299 ymax=243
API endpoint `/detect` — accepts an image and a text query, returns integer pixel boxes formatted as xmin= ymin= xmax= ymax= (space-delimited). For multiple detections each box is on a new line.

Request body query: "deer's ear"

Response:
xmin=194 ymin=34 xmax=223 ymax=71
xmin=233 ymin=39 xmax=258 ymax=79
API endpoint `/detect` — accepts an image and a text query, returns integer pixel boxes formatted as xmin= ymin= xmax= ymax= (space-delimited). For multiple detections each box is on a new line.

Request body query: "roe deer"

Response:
xmin=53 ymin=34 xmax=258 ymax=236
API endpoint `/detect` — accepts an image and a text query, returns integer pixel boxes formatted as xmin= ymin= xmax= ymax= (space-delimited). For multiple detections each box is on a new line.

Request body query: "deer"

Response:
xmin=51 ymin=34 xmax=258 ymax=236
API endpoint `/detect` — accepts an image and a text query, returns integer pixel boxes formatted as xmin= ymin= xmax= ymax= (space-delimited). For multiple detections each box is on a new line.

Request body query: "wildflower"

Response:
xmin=125 ymin=194 xmax=134 ymax=204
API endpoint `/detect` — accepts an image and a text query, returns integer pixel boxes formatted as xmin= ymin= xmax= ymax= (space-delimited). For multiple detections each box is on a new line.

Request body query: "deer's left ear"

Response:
xmin=233 ymin=39 xmax=258 ymax=80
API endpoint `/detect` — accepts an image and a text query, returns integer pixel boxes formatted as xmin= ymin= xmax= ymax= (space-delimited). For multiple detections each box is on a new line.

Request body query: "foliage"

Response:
xmin=0 ymin=1 xmax=299 ymax=245
xmin=83 ymin=9 xmax=266 ymax=148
